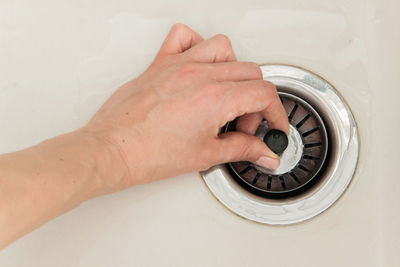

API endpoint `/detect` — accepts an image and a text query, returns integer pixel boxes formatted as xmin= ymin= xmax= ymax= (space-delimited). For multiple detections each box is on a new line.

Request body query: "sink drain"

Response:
xmin=226 ymin=92 xmax=329 ymax=198
xmin=201 ymin=65 xmax=359 ymax=225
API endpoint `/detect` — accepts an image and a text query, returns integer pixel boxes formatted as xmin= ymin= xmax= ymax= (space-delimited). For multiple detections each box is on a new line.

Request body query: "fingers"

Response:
xmin=157 ymin=25 xmax=289 ymax=136
xmin=259 ymin=94 xmax=289 ymax=135
xmin=157 ymin=23 xmax=204 ymax=57
xmin=218 ymin=80 xmax=289 ymax=135
xmin=206 ymin=62 xmax=262 ymax=82
xmin=184 ymin=34 xmax=236 ymax=63
xmin=158 ymin=26 xmax=236 ymax=64
xmin=236 ymin=113 xmax=263 ymax=135
xmin=215 ymin=131 xmax=280 ymax=169
xmin=186 ymin=62 xmax=261 ymax=84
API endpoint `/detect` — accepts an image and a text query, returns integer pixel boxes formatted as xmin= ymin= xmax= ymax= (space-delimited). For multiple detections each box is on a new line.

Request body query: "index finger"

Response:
xmin=259 ymin=84 xmax=290 ymax=135
xmin=219 ymin=80 xmax=289 ymax=135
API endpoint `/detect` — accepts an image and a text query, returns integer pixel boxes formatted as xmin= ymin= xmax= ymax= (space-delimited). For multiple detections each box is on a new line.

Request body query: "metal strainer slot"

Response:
xmin=201 ymin=65 xmax=359 ymax=225
xmin=226 ymin=92 xmax=329 ymax=198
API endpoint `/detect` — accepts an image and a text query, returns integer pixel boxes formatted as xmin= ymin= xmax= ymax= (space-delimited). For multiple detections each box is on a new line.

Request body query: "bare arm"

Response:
xmin=0 ymin=24 xmax=289 ymax=249
xmin=0 ymin=131 xmax=115 ymax=247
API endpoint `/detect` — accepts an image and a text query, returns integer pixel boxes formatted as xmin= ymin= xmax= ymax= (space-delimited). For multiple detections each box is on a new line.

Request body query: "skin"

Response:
xmin=0 ymin=24 xmax=289 ymax=249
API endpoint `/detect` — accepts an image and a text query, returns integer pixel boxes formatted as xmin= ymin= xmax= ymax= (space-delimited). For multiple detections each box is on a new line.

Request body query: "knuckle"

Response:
xmin=248 ymin=62 xmax=263 ymax=79
xmin=214 ymin=34 xmax=232 ymax=48
xmin=258 ymin=80 xmax=278 ymax=97
xmin=251 ymin=80 xmax=269 ymax=95
xmin=269 ymin=103 xmax=282 ymax=117
xmin=222 ymin=110 xmax=237 ymax=125
xmin=260 ymin=80 xmax=275 ymax=89
xmin=171 ymin=23 xmax=188 ymax=33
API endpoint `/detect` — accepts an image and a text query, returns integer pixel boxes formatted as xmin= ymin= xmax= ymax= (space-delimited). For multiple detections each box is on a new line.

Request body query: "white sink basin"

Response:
xmin=0 ymin=0 xmax=399 ymax=266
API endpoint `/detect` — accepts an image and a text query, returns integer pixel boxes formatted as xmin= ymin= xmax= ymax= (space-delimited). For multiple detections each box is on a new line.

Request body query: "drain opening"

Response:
xmin=225 ymin=91 xmax=330 ymax=199
xmin=201 ymin=64 xmax=359 ymax=225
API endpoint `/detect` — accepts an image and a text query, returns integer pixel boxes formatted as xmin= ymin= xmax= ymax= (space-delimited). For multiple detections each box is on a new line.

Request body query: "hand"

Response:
xmin=85 ymin=23 xmax=289 ymax=193
xmin=0 ymin=23 xmax=289 ymax=248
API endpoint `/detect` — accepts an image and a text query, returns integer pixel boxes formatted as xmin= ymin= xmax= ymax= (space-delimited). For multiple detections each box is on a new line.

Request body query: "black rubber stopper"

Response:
xmin=263 ymin=129 xmax=288 ymax=154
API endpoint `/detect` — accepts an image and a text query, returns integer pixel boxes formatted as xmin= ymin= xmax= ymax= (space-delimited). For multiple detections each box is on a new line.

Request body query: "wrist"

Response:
xmin=78 ymin=127 xmax=138 ymax=196
xmin=37 ymin=131 xmax=104 ymax=201
xmin=35 ymin=129 xmax=128 ymax=202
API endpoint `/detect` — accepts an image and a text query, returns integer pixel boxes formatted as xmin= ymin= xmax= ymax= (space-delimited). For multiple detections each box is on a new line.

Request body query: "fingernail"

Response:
xmin=255 ymin=156 xmax=280 ymax=170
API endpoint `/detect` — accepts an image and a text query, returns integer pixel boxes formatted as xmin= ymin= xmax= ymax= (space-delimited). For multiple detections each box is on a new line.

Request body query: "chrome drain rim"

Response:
xmin=200 ymin=64 xmax=359 ymax=225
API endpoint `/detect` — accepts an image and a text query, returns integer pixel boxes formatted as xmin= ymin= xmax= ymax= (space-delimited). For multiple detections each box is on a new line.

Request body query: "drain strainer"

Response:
xmin=201 ymin=64 xmax=359 ymax=225
xmin=226 ymin=92 xmax=329 ymax=198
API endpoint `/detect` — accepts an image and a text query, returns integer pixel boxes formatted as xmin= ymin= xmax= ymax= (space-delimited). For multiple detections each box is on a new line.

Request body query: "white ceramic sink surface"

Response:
xmin=0 ymin=0 xmax=399 ymax=266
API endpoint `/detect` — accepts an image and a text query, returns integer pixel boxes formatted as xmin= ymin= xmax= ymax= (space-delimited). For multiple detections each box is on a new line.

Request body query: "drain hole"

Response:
xmin=304 ymin=142 xmax=322 ymax=148
xmin=289 ymin=172 xmax=300 ymax=183
xmin=288 ymin=103 xmax=298 ymax=122
xmin=279 ymin=176 xmax=286 ymax=189
xmin=267 ymin=176 xmax=272 ymax=190
xmin=302 ymin=127 xmax=320 ymax=137
xmin=303 ymin=155 xmax=320 ymax=160
xmin=252 ymin=172 xmax=261 ymax=185
xmin=240 ymin=165 xmax=252 ymax=175
xmin=296 ymin=114 xmax=311 ymax=129
xmin=298 ymin=164 xmax=310 ymax=173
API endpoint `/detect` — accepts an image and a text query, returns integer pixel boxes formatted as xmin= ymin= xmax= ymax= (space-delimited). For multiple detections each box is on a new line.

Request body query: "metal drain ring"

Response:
xmin=200 ymin=65 xmax=359 ymax=225
xmin=227 ymin=92 xmax=329 ymax=198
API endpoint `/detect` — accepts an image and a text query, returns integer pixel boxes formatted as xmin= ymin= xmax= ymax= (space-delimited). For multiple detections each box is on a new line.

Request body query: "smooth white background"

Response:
xmin=0 ymin=0 xmax=399 ymax=266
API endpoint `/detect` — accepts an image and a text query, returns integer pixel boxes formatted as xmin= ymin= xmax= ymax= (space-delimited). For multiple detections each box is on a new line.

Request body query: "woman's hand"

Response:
xmin=85 ymin=24 xmax=289 ymax=193
xmin=0 ymin=23 xmax=289 ymax=248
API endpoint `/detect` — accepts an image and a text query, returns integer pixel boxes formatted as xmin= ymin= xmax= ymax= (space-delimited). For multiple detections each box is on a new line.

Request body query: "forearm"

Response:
xmin=0 ymin=130 xmax=115 ymax=249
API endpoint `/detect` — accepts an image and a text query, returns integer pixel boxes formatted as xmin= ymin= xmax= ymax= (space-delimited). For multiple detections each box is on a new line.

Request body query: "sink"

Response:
xmin=0 ymin=0 xmax=399 ymax=266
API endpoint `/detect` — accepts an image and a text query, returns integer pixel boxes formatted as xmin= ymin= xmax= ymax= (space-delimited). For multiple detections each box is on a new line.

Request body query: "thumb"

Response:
xmin=156 ymin=23 xmax=204 ymax=57
xmin=217 ymin=131 xmax=280 ymax=170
